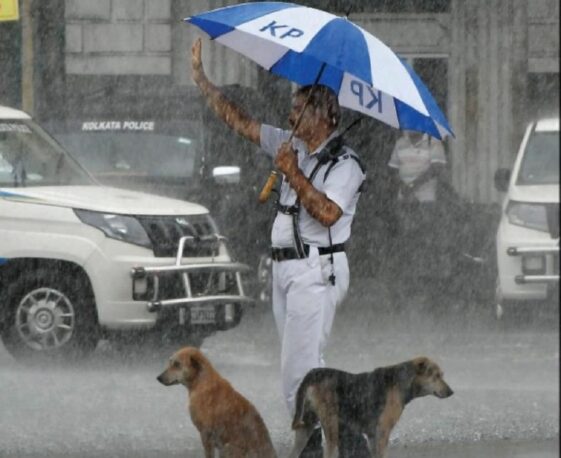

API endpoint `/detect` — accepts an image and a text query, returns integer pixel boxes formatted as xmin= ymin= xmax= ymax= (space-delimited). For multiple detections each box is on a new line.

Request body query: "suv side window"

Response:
xmin=517 ymin=131 xmax=560 ymax=185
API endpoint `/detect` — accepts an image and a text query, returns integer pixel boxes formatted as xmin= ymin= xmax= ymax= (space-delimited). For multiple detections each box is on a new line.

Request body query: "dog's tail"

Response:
xmin=291 ymin=382 xmax=308 ymax=429
xmin=291 ymin=370 xmax=318 ymax=430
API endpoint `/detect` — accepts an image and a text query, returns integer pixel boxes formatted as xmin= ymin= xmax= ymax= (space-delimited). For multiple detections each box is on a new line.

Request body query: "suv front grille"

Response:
xmin=137 ymin=215 xmax=218 ymax=257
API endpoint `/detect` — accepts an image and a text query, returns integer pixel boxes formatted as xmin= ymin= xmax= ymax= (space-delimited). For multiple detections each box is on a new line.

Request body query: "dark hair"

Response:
xmin=294 ymin=85 xmax=341 ymax=127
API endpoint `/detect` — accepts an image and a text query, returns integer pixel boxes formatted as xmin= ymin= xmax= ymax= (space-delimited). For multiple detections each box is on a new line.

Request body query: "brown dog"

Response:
xmin=289 ymin=357 xmax=453 ymax=458
xmin=157 ymin=346 xmax=277 ymax=458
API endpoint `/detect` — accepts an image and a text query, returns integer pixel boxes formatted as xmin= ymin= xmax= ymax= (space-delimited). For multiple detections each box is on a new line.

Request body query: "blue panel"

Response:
xmin=399 ymin=58 xmax=454 ymax=136
xmin=394 ymin=99 xmax=442 ymax=139
xmin=187 ymin=17 xmax=234 ymax=39
xmin=302 ymin=18 xmax=372 ymax=85
xmin=0 ymin=258 xmax=8 ymax=266
xmin=185 ymin=2 xmax=297 ymax=38
xmin=270 ymin=50 xmax=344 ymax=93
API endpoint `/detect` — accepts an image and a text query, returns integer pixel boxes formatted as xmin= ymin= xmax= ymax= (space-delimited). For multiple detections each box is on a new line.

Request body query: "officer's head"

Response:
xmin=405 ymin=130 xmax=425 ymax=145
xmin=290 ymin=85 xmax=340 ymax=140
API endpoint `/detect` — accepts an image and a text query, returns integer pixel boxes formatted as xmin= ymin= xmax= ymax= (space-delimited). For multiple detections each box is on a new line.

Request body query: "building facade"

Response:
xmin=0 ymin=0 xmax=558 ymax=203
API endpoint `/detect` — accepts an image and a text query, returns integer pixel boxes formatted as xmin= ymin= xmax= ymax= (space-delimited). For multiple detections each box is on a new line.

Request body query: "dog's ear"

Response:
xmin=189 ymin=354 xmax=203 ymax=373
xmin=414 ymin=358 xmax=429 ymax=375
xmin=190 ymin=356 xmax=202 ymax=372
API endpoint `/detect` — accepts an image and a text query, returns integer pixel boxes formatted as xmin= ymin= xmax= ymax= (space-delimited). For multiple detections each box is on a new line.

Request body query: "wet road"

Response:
xmin=0 ymin=278 xmax=558 ymax=457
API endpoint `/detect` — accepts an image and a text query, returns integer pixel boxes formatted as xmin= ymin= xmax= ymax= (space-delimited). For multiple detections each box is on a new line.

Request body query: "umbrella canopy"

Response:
xmin=185 ymin=1 xmax=453 ymax=140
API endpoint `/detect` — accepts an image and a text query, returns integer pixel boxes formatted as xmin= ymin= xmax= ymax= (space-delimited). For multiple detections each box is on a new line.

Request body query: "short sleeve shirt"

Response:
xmin=260 ymin=124 xmax=365 ymax=248
xmin=388 ymin=134 xmax=446 ymax=202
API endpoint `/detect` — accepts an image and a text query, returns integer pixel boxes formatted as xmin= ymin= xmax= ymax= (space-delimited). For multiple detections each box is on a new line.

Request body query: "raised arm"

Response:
xmin=191 ymin=38 xmax=261 ymax=145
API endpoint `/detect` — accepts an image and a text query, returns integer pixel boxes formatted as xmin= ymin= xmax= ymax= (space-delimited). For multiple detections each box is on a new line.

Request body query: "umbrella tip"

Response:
xmin=345 ymin=6 xmax=352 ymax=18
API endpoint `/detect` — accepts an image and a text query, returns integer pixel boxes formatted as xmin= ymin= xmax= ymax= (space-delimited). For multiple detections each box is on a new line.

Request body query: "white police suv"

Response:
xmin=494 ymin=117 xmax=559 ymax=317
xmin=0 ymin=105 xmax=252 ymax=361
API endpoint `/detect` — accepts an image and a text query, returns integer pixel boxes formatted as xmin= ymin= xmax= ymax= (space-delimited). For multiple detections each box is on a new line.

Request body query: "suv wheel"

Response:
xmin=0 ymin=268 xmax=99 ymax=361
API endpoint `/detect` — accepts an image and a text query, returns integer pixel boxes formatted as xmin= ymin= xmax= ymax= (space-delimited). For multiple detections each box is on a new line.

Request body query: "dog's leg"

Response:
xmin=288 ymin=425 xmax=316 ymax=458
xmin=200 ymin=432 xmax=215 ymax=458
xmin=314 ymin=387 xmax=338 ymax=458
xmin=219 ymin=444 xmax=244 ymax=458
xmin=319 ymin=414 xmax=339 ymax=458
xmin=365 ymin=430 xmax=388 ymax=458
xmin=365 ymin=432 xmax=378 ymax=458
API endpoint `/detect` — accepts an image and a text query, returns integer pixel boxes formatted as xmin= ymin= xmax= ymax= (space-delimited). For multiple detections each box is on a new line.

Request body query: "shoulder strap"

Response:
xmin=323 ymin=151 xmax=366 ymax=193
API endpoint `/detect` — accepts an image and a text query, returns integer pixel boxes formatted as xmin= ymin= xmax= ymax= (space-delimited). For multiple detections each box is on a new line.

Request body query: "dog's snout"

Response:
xmin=438 ymin=383 xmax=454 ymax=398
xmin=157 ymin=371 xmax=172 ymax=386
xmin=157 ymin=369 xmax=180 ymax=386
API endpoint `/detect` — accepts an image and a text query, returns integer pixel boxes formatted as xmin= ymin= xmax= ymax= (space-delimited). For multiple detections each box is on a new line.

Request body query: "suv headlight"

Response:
xmin=506 ymin=201 xmax=549 ymax=233
xmin=74 ymin=209 xmax=152 ymax=248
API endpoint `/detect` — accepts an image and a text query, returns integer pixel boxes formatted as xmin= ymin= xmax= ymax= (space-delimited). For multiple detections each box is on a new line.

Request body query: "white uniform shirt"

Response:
xmin=388 ymin=133 xmax=446 ymax=202
xmin=260 ymin=124 xmax=365 ymax=248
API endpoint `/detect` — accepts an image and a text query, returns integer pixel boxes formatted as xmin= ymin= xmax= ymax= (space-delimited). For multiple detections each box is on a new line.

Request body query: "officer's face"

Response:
xmin=289 ymin=94 xmax=320 ymax=140
xmin=408 ymin=131 xmax=424 ymax=144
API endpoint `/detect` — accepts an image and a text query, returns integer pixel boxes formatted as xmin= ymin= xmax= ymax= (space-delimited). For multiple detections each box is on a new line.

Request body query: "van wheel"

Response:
xmin=0 ymin=268 xmax=99 ymax=361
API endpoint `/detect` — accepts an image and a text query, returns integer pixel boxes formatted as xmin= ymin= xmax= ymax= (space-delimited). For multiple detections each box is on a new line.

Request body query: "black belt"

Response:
xmin=271 ymin=243 xmax=345 ymax=262
xmin=277 ymin=204 xmax=299 ymax=215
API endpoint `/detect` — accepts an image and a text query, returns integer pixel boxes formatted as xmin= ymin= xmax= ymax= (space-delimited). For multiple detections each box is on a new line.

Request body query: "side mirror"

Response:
xmin=212 ymin=166 xmax=240 ymax=185
xmin=494 ymin=168 xmax=511 ymax=193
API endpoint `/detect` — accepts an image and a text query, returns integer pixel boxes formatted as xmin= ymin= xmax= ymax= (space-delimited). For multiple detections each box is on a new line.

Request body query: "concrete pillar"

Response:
xmin=510 ymin=0 xmax=528 ymax=154
xmin=449 ymin=0 xmax=528 ymax=203
xmin=448 ymin=0 xmax=465 ymax=199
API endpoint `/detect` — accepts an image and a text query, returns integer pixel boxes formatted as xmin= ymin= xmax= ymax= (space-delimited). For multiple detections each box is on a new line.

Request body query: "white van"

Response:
xmin=0 ymin=105 xmax=253 ymax=361
xmin=494 ymin=117 xmax=559 ymax=317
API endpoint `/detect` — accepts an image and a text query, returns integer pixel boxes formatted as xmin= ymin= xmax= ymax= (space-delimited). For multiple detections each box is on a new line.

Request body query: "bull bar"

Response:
xmin=507 ymin=245 xmax=560 ymax=285
xmin=131 ymin=235 xmax=254 ymax=313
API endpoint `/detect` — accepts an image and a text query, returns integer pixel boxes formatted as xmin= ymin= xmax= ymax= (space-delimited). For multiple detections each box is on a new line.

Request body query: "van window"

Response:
xmin=51 ymin=120 xmax=201 ymax=180
xmin=517 ymin=131 xmax=559 ymax=185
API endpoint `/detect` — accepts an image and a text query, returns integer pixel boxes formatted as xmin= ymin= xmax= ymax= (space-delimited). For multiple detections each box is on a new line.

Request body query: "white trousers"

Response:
xmin=272 ymin=246 xmax=350 ymax=415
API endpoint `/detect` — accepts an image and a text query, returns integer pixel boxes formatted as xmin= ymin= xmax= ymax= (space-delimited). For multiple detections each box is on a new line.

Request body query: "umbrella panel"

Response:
xmin=187 ymin=2 xmax=453 ymax=138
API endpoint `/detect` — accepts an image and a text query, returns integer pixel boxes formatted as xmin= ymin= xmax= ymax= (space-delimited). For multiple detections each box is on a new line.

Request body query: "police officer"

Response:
xmin=191 ymin=38 xmax=367 ymax=456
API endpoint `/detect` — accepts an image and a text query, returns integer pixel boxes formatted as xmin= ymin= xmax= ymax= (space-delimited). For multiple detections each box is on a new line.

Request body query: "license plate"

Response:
xmin=190 ymin=306 xmax=216 ymax=324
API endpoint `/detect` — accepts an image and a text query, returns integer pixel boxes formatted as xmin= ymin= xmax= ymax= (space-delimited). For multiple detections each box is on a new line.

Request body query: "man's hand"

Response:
xmin=191 ymin=38 xmax=206 ymax=87
xmin=275 ymin=142 xmax=299 ymax=177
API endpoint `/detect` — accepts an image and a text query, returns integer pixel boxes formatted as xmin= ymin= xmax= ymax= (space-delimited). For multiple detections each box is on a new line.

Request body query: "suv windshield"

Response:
xmin=517 ymin=131 xmax=560 ymax=185
xmin=0 ymin=120 xmax=94 ymax=188
xmin=52 ymin=120 xmax=200 ymax=180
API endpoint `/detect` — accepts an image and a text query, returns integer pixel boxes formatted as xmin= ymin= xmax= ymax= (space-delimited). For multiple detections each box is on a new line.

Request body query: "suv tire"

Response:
xmin=0 ymin=268 xmax=99 ymax=361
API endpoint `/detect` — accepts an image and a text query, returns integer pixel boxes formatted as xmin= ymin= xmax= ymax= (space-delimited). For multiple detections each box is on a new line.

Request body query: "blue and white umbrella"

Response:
xmin=185 ymin=1 xmax=453 ymax=139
